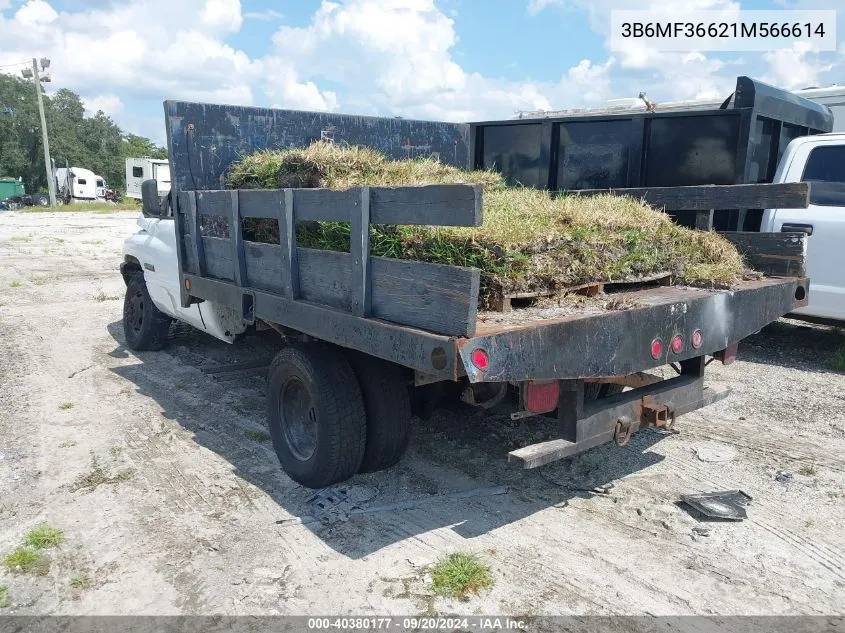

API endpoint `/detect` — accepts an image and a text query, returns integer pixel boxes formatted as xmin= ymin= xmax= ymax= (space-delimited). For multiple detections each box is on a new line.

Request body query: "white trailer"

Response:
xmin=54 ymin=166 xmax=99 ymax=203
xmin=126 ymin=158 xmax=171 ymax=200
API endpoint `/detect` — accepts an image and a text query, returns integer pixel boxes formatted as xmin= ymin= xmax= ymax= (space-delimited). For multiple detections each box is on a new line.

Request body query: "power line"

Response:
xmin=0 ymin=60 xmax=35 ymax=70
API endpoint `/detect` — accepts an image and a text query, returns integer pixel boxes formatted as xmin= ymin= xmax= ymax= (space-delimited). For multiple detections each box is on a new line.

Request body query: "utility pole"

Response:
xmin=23 ymin=58 xmax=56 ymax=206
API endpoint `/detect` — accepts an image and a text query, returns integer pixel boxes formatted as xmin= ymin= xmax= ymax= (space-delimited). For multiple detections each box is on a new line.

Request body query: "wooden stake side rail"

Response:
xmin=572 ymin=182 xmax=811 ymax=214
xmin=176 ymin=185 xmax=483 ymax=338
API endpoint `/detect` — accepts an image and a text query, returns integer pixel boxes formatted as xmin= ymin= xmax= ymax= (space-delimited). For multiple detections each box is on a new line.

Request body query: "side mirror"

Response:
xmin=141 ymin=179 xmax=165 ymax=217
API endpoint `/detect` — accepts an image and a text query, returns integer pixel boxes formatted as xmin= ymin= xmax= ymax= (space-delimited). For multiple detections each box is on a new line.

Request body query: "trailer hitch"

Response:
xmin=641 ymin=399 xmax=676 ymax=429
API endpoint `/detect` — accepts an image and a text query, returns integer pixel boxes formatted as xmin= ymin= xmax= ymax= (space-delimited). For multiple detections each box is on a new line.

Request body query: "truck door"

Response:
xmin=771 ymin=140 xmax=845 ymax=321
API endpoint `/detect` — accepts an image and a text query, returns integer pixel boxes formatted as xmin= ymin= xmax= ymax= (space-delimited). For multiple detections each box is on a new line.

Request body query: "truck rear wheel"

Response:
xmin=267 ymin=344 xmax=367 ymax=488
xmin=345 ymin=352 xmax=412 ymax=474
xmin=122 ymin=273 xmax=171 ymax=351
xmin=585 ymin=382 xmax=624 ymax=401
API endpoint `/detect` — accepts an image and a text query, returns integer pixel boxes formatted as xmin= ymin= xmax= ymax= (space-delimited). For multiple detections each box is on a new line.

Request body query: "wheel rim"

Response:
xmin=127 ymin=290 xmax=144 ymax=334
xmin=279 ymin=377 xmax=317 ymax=461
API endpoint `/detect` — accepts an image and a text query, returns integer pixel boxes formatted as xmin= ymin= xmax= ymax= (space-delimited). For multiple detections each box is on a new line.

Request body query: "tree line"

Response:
xmin=0 ymin=73 xmax=166 ymax=195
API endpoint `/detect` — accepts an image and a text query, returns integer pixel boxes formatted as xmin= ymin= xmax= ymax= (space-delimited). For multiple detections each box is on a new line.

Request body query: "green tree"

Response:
xmin=0 ymin=74 xmax=166 ymax=195
xmin=122 ymin=134 xmax=167 ymax=160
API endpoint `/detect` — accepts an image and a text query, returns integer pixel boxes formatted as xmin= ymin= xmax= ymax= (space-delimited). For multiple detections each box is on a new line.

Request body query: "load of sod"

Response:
xmin=225 ymin=142 xmax=746 ymax=308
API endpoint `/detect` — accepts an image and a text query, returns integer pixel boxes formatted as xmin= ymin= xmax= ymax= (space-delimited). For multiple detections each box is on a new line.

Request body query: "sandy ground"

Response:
xmin=1 ymin=210 xmax=844 ymax=617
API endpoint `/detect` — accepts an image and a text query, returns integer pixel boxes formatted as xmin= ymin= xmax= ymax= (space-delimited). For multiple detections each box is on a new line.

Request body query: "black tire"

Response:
xmin=267 ymin=344 xmax=367 ymax=488
xmin=345 ymin=352 xmax=412 ymax=474
xmin=32 ymin=194 xmax=49 ymax=207
xmin=122 ymin=273 xmax=171 ymax=351
xmin=585 ymin=382 xmax=625 ymax=401
xmin=584 ymin=382 xmax=625 ymax=402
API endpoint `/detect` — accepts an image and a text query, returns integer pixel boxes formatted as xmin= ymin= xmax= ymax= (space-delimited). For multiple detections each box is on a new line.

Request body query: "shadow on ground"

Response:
xmin=738 ymin=317 xmax=844 ymax=375
xmin=106 ymin=319 xmax=670 ymax=559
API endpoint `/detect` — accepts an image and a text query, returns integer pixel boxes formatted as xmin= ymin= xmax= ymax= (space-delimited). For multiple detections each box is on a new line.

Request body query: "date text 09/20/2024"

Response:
xmin=307 ymin=617 xmax=528 ymax=631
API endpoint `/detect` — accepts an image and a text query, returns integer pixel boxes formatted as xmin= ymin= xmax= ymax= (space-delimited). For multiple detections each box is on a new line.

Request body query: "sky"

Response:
xmin=0 ymin=0 xmax=843 ymax=144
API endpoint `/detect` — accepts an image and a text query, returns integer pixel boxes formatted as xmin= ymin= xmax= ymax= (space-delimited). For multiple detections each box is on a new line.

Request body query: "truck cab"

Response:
xmin=762 ymin=133 xmax=845 ymax=322
xmin=55 ymin=166 xmax=98 ymax=203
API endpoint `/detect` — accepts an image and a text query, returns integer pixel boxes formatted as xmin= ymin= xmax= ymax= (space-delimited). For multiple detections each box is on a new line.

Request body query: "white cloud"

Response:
xmin=0 ymin=0 xmax=336 ymax=136
xmin=266 ymin=0 xmax=617 ymax=120
xmin=244 ymin=9 xmax=283 ymax=21
xmin=0 ymin=0 xmax=11 ymax=11
xmin=14 ymin=0 xmax=57 ymax=25
xmin=82 ymin=94 xmax=123 ymax=117
xmin=762 ymin=43 xmax=835 ymax=90
xmin=201 ymin=0 xmax=242 ymax=33
xmin=1 ymin=0 xmax=842 ymax=146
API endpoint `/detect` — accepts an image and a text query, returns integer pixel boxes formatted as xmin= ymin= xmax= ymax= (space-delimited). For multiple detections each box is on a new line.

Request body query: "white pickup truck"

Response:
xmin=762 ymin=133 xmax=845 ymax=323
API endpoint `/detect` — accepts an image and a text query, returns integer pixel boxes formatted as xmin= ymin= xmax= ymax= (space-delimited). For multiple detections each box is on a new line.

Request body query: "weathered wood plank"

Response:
xmin=720 ymin=231 xmax=807 ymax=277
xmin=297 ymin=248 xmax=353 ymax=311
xmin=201 ymin=236 xmax=235 ymax=281
xmin=244 ymin=242 xmax=284 ymax=293
xmin=229 ymin=191 xmax=246 ymax=286
xmin=350 ymin=187 xmax=371 ymax=317
xmin=283 ymin=189 xmax=298 ymax=299
xmin=293 ymin=189 xmax=357 ymax=222
xmin=243 ymin=245 xmax=479 ymax=335
xmin=195 ymin=190 xmax=234 ymax=217
xmin=370 ymin=257 xmax=480 ymax=337
xmin=222 ymin=184 xmax=483 ymax=226
xmin=239 ymin=189 xmax=284 ymax=219
xmin=369 ymin=184 xmax=482 ymax=226
xmin=695 ymin=210 xmax=714 ymax=230
xmin=574 ymin=182 xmax=810 ymax=211
xmin=186 ymin=274 xmax=460 ymax=378
xmin=185 ymin=192 xmax=206 ymax=276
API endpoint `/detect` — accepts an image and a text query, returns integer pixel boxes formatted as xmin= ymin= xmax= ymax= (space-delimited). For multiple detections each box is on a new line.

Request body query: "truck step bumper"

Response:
xmin=508 ymin=375 xmax=730 ymax=469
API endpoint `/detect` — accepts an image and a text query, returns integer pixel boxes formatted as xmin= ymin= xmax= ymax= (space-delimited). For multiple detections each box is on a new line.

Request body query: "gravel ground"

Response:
xmin=1 ymin=211 xmax=844 ymax=619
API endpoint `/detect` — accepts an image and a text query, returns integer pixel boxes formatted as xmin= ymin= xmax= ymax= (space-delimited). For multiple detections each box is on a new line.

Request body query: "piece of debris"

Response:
xmin=692 ymin=526 xmax=712 ymax=537
xmin=694 ymin=443 xmax=738 ymax=463
xmin=775 ymin=470 xmax=794 ymax=484
xmin=680 ymin=490 xmax=753 ymax=521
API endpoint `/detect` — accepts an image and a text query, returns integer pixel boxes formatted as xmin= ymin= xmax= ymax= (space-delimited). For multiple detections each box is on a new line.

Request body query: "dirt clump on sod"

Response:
xmin=226 ymin=142 xmax=746 ymax=307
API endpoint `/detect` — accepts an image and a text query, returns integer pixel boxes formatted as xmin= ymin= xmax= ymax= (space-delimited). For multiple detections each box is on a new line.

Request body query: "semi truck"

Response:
xmin=120 ymin=76 xmax=825 ymax=489
xmin=55 ymin=166 xmax=99 ymax=203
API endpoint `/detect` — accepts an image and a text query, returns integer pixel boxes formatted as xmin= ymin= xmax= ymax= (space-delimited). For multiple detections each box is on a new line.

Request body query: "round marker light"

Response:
xmin=691 ymin=329 xmax=703 ymax=349
xmin=671 ymin=334 xmax=684 ymax=354
xmin=650 ymin=338 xmax=663 ymax=360
xmin=471 ymin=348 xmax=489 ymax=370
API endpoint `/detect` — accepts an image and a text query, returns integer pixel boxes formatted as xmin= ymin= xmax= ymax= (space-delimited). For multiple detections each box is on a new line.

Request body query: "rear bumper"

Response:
xmin=460 ymin=276 xmax=808 ymax=383
xmin=509 ymin=369 xmax=729 ymax=469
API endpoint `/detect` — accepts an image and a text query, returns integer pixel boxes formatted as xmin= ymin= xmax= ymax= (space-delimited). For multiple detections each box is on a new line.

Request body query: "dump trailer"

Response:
xmin=475 ymin=75 xmax=833 ymax=231
xmin=120 ymin=85 xmax=814 ymax=489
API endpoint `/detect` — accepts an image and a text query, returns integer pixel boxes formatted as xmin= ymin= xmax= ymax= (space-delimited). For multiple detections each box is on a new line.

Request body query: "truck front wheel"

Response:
xmin=267 ymin=344 xmax=367 ymax=488
xmin=122 ymin=273 xmax=171 ymax=351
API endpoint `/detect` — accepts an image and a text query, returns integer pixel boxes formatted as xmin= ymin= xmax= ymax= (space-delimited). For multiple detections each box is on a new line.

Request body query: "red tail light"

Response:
xmin=526 ymin=380 xmax=560 ymax=414
xmin=671 ymin=335 xmax=684 ymax=354
xmin=691 ymin=329 xmax=703 ymax=349
xmin=650 ymin=338 xmax=663 ymax=360
xmin=471 ymin=348 xmax=489 ymax=370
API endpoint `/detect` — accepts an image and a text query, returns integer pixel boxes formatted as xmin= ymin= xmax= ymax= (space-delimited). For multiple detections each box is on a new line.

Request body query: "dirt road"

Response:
xmin=1 ymin=211 xmax=844 ymax=616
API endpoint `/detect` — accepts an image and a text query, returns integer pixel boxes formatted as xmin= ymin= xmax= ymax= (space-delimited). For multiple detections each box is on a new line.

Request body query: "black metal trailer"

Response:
xmin=470 ymin=75 xmax=833 ymax=231
xmin=122 ymin=86 xmax=815 ymax=488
